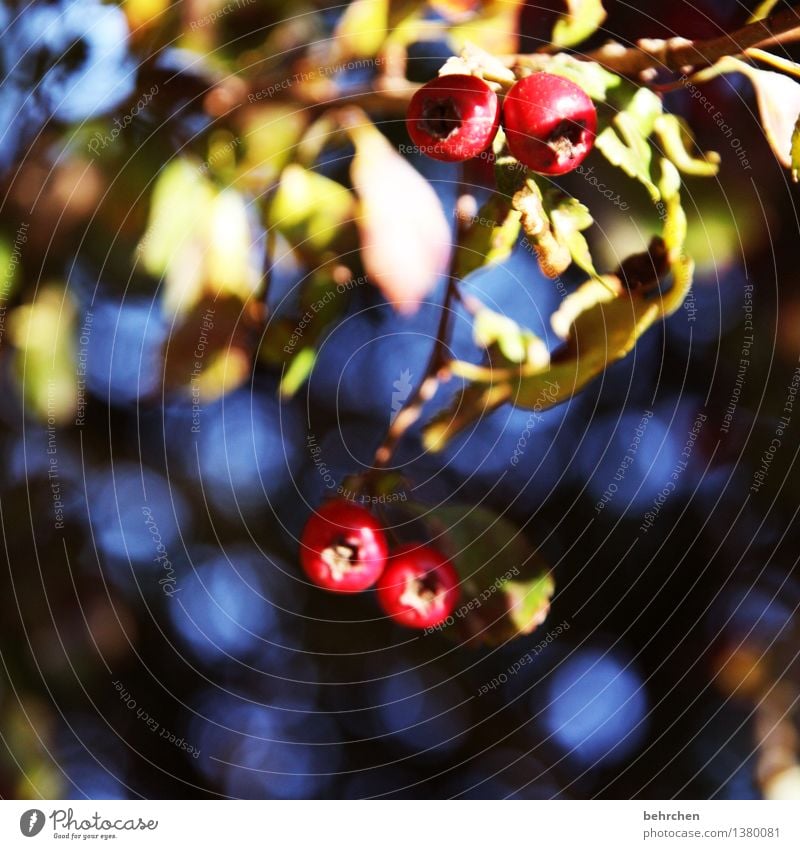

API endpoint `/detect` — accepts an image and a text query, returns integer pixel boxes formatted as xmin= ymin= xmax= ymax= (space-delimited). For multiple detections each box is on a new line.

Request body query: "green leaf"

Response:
xmin=504 ymin=573 xmax=557 ymax=641
xmin=653 ymin=114 xmax=720 ymax=176
xmin=552 ymin=0 xmax=606 ymax=48
xmin=596 ymin=86 xmax=663 ymax=201
xmin=423 ymin=380 xmax=514 ymax=453
xmin=454 ymin=195 xmax=521 ymax=279
xmin=660 ymin=167 xmax=685 ymax=246
xmin=427 ymin=280 xmax=663 ymax=449
xmin=622 ymin=86 xmax=663 ymax=136
xmin=549 ymin=192 xmax=592 ymax=231
xmin=512 ymin=181 xmax=600 ymax=280
xmin=659 ymin=160 xmax=695 ymax=313
xmin=547 ymin=193 xmax=599 ymax=279
xmin=659 ymin=155 xmax=682 ymax=200
xmin=596 ymin=125 xmax=660 ymax=202
xmin=493 ymin=131 xmax=529 ymax=198
xmin=549 ymin=274 xmax=611 ymax=337
xmin=407 ymin=502 xmax=554 ymax=645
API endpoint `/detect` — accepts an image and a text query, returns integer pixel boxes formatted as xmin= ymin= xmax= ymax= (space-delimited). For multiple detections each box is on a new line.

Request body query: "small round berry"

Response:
xmin=376 ymin=544 xmax=460 ymax=628
xmin=406 ymin=74 xmax=500 ymax=163
xmin=502 ymin=73 xmax=597 ymax=176
xmin=300 ymin=500 xmax=388 ymax=593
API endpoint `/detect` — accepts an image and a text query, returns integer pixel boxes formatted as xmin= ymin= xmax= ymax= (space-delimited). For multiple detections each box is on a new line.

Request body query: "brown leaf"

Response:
xmin=513 ymin=179 xmax=571 ymax=278
xmin=162 ymin=295 xmax=261 ymax=401
xmin=616 ymin=236 xmax=669 ymax=291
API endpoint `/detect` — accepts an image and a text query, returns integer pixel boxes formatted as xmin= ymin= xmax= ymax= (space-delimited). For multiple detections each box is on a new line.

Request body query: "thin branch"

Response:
xmin=576 ymin=2 xmax=800 ymax=78
xmin=371 ymin=275 xmax=460 ymax=470
xmin=240 ymin=75 xmax=418 ymax=115
xmin=368 ymin=184 xmax=476 ymax=474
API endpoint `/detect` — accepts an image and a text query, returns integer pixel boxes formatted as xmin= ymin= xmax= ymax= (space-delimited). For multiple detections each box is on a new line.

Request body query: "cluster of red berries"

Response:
xmin=406 ymin=72 xmax=597 ymax=176
xmin=299 ymin=499 xmax=460 ymax=629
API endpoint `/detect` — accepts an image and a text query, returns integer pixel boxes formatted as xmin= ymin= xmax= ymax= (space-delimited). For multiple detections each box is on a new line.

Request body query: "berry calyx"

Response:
xmin=300 ymin=500 xmax=388 ymax=593
xmin=376 ymin=544 xmax=460 ymax=628
xmin=406 ymin=74 xmax=500 ymax=163
xmin=502 ymin=73 xmax=597 ymax=176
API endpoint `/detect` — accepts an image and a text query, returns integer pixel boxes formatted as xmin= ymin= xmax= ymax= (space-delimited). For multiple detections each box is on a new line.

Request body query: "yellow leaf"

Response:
xmin=139 ymin=159 xmax=215 ymax=283
xmin=791 ymin=115 xmax=800 ymax=182
xmin=654 ymin=114 xmax=720 ymax=176
xmin=424 ymin=172 xmax=695 ymax=449
xmin=551 ymin=275 xmax=617 ymax=339
xmin=695 ymin=56 xmax=800 ymax=169
xmin=552 ymin=0 xmax=607 ymax=48
xmin=748 ymin=0 xmax=782 ymax=22
xmin=207 ymin=191 xmax=260 ymax=302
xmin=334 ymin=0 xmax=390 ymax=58
xmin=236 ymin=105 xmax=306 ymax=192
xmin=8 ymin=285 xmax=77 ymax=423
xmin=450 ymin=0 xmax=525 ymax=54
xmin=268 ymin=164 xmax=357 ymax=255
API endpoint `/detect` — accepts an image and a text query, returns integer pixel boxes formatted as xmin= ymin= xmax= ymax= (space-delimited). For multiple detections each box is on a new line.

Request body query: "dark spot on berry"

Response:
xmin=418 ymin=96 xmax=462 ymax=140
xmin=547 ymin=119 xmax=586 ymax=162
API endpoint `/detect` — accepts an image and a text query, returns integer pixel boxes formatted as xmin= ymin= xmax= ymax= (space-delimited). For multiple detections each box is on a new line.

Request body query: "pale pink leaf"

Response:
xmin=349 ymin=117 xmax=452 ymax=313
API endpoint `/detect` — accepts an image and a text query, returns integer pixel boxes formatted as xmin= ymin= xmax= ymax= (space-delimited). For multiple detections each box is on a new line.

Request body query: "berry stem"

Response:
xmin=370 ymin=184 xmax=471 ymax=472
xmin=371 ymin=273 xmax=461 ymax=470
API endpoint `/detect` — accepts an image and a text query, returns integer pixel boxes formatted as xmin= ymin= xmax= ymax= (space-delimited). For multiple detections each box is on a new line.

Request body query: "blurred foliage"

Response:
xmin=1 ymin=0 xmax=800 ymax=802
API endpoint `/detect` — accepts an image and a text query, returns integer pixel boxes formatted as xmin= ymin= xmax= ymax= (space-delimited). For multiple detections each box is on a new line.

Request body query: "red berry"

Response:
xmin=406 ymin=74 xmax=500 ymax=163
xmin=376 ymin=544 xmax=460 ymax=628
xmin=502 ymin=73 xmax=597 ymax=176
xmin=300 ymin=500 xmax=388 ymax=593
